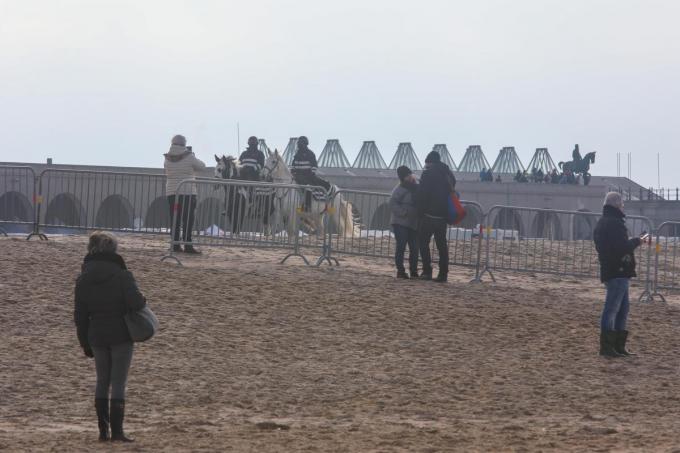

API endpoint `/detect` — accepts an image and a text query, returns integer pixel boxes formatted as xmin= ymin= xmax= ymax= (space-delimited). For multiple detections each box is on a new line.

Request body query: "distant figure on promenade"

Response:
xmin=389 ymin=166 xmax=419 ymax=279
xmin=239 ymin=136 xmax=265 ymax=181
xmin=164 ymin=134 xmax=206 ymax=254
xmin=290 ymin=136 xmax=332 ymax=210
xmin=74 ymin=232 xmax=146 ymax=442
xmin=594 ymin=192 xmax=642 ymax=357
xmin=416 ymin=151 xmax=456 ymax=283
xmin=479 ymin=167 xmax=487 ymax=182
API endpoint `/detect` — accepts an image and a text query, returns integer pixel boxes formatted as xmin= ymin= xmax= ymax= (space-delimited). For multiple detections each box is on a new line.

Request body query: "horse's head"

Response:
xmin=214 ymin=154 xmax=239 ymax=180
xmin=263 ymin=149 xmax=289 ymax=182
xmin=586 ymin=151 xmax=596 ymax=163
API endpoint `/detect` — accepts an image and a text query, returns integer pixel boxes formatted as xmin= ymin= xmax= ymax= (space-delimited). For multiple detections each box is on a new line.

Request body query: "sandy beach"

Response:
xmin=1 ymin=234 xmax=680 ymax=452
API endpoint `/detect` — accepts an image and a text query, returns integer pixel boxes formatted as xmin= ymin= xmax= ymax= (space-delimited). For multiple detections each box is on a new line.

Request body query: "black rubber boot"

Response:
xmin=95 ymin=398 xmax=110 ymax=441
xmin=396 ymin=270 xmax=410 ymax=279
xmin=433 ymin=273 xmax=448 ymax=283
xmin=110 ymin=399 xmax=134 ymax=442
xmin=184 ymin=244 xmax=202 ymax=254
xmin=600 ymin=330 xmax=622 ymax=357
xmin=614 ymin=330 xmax=636 ymax=356
xmin=419 ymin=273 xmax=432 ymax=281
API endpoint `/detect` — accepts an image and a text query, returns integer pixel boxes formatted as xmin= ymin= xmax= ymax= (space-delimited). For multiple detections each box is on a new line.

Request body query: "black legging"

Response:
xmin=167 ymin=195 xmax=197 ymax=243
xmin=92 ymin=342 xmax=133 ymax=400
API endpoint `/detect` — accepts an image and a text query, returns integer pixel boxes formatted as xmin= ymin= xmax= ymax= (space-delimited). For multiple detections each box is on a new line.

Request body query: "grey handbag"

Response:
xmin=124 ymin=306 xmax=159 ymax=342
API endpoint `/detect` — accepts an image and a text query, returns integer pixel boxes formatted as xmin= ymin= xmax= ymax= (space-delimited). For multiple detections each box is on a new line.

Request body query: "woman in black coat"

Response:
xmin=74 ymin=232 xmax=146 ymax=442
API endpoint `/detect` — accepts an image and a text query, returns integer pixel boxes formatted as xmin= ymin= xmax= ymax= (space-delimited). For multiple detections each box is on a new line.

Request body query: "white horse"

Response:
xmin=262 ymin=150 xmax=357 ymax=237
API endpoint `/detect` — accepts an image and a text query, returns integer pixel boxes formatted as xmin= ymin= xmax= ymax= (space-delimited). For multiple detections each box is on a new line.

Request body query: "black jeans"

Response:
xmin=393 ymin=224 xmax=418 ymax=274
xmin=419 ymin=216 xmax=449 ymax=276
xmin=168 ymin=194 xmax=197 ymax=243
xmin=92 ymin=342 xmax=134 ymax=400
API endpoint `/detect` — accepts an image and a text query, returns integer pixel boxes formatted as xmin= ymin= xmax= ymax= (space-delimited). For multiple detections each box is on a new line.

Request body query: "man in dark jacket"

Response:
xmin=593 ymin=192 xmax=642 ymax=357
xmin=239 ymin=136 xmax=265 ymax=181
xmin=415 ymin=151 xmax=456 ymax=282
xmin=291 ymin=136 xmax=332 ymax=210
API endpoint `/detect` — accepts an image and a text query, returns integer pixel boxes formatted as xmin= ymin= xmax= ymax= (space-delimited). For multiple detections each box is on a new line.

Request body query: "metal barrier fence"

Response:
xmin=650 ymin=221 xmax=680 ymax=302
xmin=479 ymin=205 xmax=656 ymax=301
xmin=326 ymin=189 xmax=486 ymax=278
xmin=161 ymin=178 xmax=331 ymax=266
xmin=1 ymin=165 xmax=677 ymax=300
xmin=0 ymin=166 xmax=44 ymax=239
xmin=35 ymin=168 xmax=167 ymax=235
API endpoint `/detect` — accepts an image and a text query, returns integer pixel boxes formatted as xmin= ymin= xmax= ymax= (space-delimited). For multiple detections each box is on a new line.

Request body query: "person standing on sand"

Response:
xmin=594 ymin=192 xmax=642 ymax=357
xmin=164 ymin=134 xmax=206 ymax=254
xmin=74 ymin=232 xmax=146 ymax=442
xmin=389 ymin=166 xmax=419 ymax=279
xmin=415 ymin=151 xmax=456 ymax=283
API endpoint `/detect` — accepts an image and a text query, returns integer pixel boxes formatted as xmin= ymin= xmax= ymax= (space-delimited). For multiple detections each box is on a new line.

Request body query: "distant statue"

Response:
xmin=558 ymin=144 xmax=596 ymax=186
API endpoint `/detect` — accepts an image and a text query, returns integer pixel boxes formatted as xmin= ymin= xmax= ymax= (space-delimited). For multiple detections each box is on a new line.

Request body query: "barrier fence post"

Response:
xmin=27 ymin=172 xmax=47 ymax=240
xmin=281 ymin=202 xmax=311 ymax=266
xmin=470 ymin=215 xmax=486 ymax=283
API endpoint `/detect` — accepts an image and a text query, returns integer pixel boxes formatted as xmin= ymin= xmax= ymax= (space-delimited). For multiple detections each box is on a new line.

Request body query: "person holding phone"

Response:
xmin=594 ymin=192 xmax=642 ymax=357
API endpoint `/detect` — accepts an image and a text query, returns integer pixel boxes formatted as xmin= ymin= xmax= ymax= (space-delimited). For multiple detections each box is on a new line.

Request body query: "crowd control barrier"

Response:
xmin=161 ymin=178 xmax=331 ymax=266
xmin=650 ymin=222 xmax=680 ymax=302
xmin=325 ymin=189 xmax=486 ymax=280
xmin=0 ymin=166 xmax=45 ymax=239
xmin=35 ymin=169 xmax=167 ymax=236
xmin=478 ymin=205 xmax=656 ymax=302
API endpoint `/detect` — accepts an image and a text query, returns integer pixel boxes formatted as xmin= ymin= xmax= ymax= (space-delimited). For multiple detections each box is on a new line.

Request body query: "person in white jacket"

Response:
xmin=164 ymin=135 xmax=206 ymax=253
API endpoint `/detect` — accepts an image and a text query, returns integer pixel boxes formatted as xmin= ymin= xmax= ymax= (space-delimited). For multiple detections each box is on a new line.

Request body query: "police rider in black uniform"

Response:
xmin=290 ymin=136 xmax=332 ymax=210
xmin=239 ymin=136 xmax=265 ymax=181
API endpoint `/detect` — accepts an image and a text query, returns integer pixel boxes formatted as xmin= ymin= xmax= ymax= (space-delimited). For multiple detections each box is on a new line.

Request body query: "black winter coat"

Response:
xmin=74 ymin=253 xmax=146 ymax=348
xmin=593 ymin=205 xmax=642 ymax=282
xmin=415 ymin=162 xmax=456 ymax=219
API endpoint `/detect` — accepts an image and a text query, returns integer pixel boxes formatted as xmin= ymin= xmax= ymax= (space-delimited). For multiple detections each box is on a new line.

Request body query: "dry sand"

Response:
xmin=1 ymin=234 xmax=680 ymax=452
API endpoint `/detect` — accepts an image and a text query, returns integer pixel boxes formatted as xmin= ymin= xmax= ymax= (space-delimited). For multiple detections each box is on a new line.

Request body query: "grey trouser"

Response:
xmin=92 ymin=342 xmax=134 ymax=400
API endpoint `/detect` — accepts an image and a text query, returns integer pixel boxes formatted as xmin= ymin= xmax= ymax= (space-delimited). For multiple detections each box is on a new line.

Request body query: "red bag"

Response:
xmin=447 ymin=191 xmax=467 ymax=225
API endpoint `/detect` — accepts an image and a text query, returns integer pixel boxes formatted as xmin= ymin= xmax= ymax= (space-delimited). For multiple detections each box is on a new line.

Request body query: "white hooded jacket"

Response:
xmin=163 ymin=145 xmax=206 ymax=195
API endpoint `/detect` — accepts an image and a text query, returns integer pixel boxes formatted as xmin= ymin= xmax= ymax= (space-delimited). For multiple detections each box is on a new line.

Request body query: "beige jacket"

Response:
xmin=163 ymin=145 xmax=206 ymax=195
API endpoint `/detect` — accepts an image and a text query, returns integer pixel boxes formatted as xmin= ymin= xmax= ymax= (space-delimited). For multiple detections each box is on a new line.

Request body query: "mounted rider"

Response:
xmin=238 ymin=136 xmax=265 ymax=181
xmin=291 ymin=136 xmax=332 ymax=210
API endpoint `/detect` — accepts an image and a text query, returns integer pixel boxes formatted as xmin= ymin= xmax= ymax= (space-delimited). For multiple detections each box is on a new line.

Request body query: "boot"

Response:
xmin=410 ymin=271 xmax=419 ymax=279
xmin=599 ymin=330 xmax=622 ymax=357
xmin=183 ymin=244 xmax=201 ymax=255
xmin=419 ymin=273 xmax=432 ymax=281
xmin=396 ymin=270 xmax=410 ymax=279
xmin=110 ymin=399 xmax=134 ymax=442
xmin=433 ymin=273 xmax=448 ymax=283
xmin=172 ymin=244 xmax=182 ymax=253
xmin=94 ymin=398 xmax=110 ymax=441
xmin=614 ymin=330 xmax=636 ymax=356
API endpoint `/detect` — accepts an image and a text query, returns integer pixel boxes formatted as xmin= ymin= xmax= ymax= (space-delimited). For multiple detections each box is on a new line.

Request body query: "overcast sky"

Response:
xmin=1 ymin=0 xmax=678 ymax=187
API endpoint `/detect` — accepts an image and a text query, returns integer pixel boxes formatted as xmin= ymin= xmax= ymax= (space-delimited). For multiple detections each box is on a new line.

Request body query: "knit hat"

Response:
xmin=425 ymin=151 xmax=441 ymax=164
xmin=171 ymin=135 xmax=187 ymax=146
xmin=397 ymin=166 xmax=412 ymax=181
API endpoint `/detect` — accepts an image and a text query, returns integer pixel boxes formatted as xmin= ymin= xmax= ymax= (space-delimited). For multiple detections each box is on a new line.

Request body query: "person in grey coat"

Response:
xmin=390 ymin=166 xmax=419 ymax=279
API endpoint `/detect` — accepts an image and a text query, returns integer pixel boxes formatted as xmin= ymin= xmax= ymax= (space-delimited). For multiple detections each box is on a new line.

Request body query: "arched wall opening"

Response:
xmin=144 ymin=196 xmax=171 ymax=231
xmin=531 ymin=211 xmax=563 ymax=240
xmin=492 ymin=207 xmax=522 ymax=233
xmin=0 ymin=191 xmax=34 ymax=222
xmin=45 ymin=193 xmax=85 ymax=227
xmin=95 ymin=195 xmax=134 ymax=229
